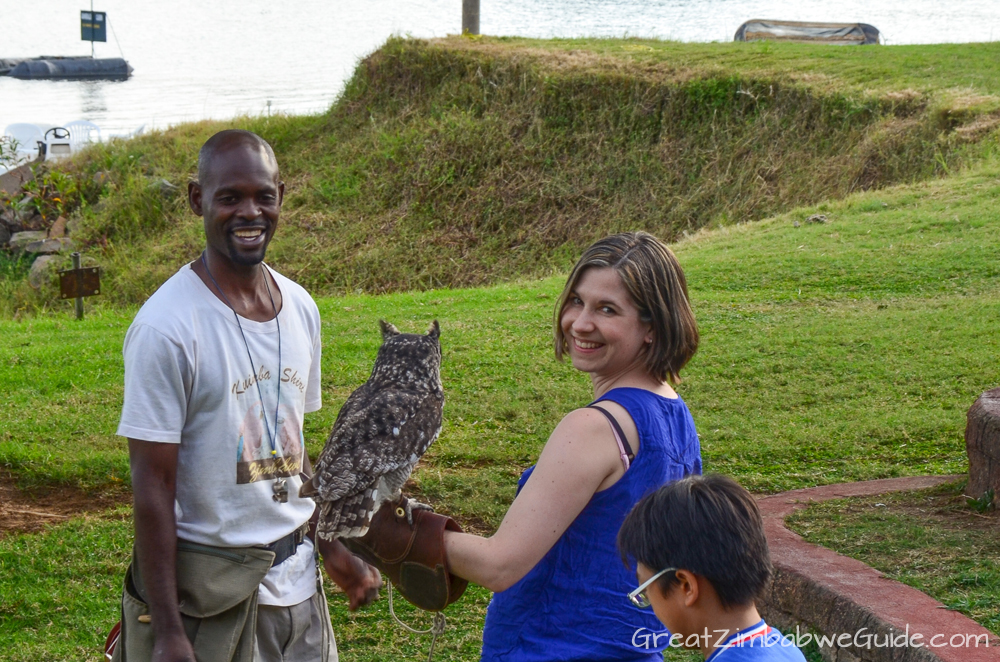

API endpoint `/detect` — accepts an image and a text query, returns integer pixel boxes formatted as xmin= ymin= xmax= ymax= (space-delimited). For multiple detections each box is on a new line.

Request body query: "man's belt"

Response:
xmin=262 ymin=523 xmax=309 ymax=567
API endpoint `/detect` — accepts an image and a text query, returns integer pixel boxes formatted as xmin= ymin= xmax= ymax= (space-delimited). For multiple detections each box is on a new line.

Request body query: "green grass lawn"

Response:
xmin=0 ymin=511 xmax=822 ymax=662
xmin=786 ymin=481 xmax=1000 ymax=637
xmin=3 ymin=154 xmax=999 ymax=658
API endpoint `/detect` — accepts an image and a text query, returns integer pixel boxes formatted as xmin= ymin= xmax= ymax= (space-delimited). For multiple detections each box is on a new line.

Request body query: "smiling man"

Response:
xmin=112 ymin=130 xmax=380 ymax=662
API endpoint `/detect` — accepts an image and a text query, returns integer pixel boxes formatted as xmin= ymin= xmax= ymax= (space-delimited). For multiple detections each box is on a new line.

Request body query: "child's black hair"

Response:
xmin=617 ymin=473 xmax=772 ymax=609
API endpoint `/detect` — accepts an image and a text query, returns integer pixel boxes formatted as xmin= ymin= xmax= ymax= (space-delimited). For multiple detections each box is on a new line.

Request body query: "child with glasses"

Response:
xmin=618 ymin=474 xmax=807 ymax=661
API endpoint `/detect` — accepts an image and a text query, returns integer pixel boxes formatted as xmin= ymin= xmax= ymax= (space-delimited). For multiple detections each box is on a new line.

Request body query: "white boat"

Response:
xmin=1 ymin=120 xmax=145 ymax=174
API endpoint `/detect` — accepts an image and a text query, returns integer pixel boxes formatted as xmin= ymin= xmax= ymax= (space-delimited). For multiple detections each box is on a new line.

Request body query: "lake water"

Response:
xmin=1 ymin=0 xmax=999 ymax=135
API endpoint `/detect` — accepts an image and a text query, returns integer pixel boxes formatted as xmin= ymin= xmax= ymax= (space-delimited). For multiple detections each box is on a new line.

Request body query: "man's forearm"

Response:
xmin=317 ymin=536 xmax=361 ymax=585
xmin=316 ymin=535 xmax=382 ymax=610
xmin=134 ymin=492 xmax=184 ymax=637
xmin=129 ymin=439 xmax=186 ymax=641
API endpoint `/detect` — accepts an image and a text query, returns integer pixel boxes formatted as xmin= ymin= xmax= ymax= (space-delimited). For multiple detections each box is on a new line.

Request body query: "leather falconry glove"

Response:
xmin=341 ymin=496 xmax=468 ymax=612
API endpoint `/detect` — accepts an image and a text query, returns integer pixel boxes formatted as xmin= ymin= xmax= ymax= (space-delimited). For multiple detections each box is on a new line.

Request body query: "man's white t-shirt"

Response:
xmin=118 ymin=263 xmax=322 ymax=606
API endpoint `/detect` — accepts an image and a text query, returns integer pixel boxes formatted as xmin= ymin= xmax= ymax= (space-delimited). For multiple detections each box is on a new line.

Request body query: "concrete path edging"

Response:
xmin=756 ymin=475 xmax=1000 ymax=662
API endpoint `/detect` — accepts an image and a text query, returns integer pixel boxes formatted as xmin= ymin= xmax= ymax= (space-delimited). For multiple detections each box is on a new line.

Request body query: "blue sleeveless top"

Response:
xmin=481 ymin=388 xmax=702 ymax=661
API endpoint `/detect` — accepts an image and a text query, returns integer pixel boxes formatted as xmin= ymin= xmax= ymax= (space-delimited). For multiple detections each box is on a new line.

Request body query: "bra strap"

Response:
xmin=587 ymin=405 xmax=634 ymax=471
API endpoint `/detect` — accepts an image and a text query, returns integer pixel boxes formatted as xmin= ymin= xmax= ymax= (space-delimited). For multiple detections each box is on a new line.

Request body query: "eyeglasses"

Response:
xmin=627 ymin=567 xmax=677 ymax=608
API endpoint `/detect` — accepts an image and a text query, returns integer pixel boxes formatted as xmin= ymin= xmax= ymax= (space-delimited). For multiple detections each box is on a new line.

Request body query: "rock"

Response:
xmin=48 ymin=215 xmax=67 ymax=238
xmin=28 ymin=254 xmax=60 ymax=289
xmin=155 ymin=178 xmax=179 ymax=197
xmin=8 ymin=230 xmax=47 ymax=252
xmin=1 ymin=210 xmax=25 ymax=233
xmin=0 ymin=224 xmax=9 ymax=247
xmin=0 ymin=162 xmax=32 ymax=195
xmin=806 ymin=214 xmax=828 ymax=224
xmin=25 ymin=237 xmax=75 ymax=254
xmin=93 ymin=170 xmax=110 ymax=186
xmin=16 ymin=205 xmax=37 ymax=224
xmin=965 ymin=387 xmax=1000 ymax=506
xmin=834 ymin=648 xmax=861 ymax=662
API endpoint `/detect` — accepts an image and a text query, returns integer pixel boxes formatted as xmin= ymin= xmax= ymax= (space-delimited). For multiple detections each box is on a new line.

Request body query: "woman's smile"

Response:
xmin=572 ymin=337 xmax=604 ymax=351
xmin=560 ymin=267 xmax=652 ymax=383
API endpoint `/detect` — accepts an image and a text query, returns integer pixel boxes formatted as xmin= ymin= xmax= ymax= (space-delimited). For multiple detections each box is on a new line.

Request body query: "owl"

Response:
xmin=299 ymin=320 xmax=444 ymax=541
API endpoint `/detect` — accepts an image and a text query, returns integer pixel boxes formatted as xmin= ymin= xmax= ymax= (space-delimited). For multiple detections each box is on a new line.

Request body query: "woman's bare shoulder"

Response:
xmin=551 ymin=406 xmax=619 ymax=439
xmin=539 ymin=407 xmax=626 ymax=469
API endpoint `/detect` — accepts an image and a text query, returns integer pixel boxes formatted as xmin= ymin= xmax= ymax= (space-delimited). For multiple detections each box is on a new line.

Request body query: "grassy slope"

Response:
xmin=5 ymin=38 xmax=1000 ymax=314
xmin=2 ymin=152 xmax=998 ymax=658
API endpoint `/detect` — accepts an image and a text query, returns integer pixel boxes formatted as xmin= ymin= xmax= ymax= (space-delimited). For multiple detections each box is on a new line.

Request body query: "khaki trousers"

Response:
xmin=112 ymin=542 xmax=274 ymax=662
xmin=254 ymin=589 xmax=338 ymax=662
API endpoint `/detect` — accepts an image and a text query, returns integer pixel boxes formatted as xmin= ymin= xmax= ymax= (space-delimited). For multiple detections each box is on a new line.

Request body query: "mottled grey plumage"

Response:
xmin=300 ymin=320 xmax=443 ymax=541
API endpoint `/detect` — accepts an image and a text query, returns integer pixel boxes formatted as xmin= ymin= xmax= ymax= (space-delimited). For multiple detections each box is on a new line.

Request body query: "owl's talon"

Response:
xmin=403 ymin=497 xmax=435 ymax=526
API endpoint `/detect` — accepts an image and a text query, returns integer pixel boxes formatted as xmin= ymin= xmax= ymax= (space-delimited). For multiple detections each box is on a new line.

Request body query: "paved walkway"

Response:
xmin=758 ymin=475 xmax=1000 ymax=662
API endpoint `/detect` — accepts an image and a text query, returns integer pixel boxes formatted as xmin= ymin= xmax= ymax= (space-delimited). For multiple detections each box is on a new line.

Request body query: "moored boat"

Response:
xmin=7 ymin=56 xmax=132 ymax=81
xmin=734 ymin=20 xmax=881 ymax=45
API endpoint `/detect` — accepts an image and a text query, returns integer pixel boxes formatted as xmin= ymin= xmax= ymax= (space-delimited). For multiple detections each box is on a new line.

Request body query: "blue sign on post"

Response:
xmin=81 ymin=11 xmax=107 ymax=42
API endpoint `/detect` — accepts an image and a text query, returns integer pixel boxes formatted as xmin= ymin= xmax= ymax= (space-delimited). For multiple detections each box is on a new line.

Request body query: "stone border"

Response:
xmin=756 ymin=476 xmax=1000 ymax=662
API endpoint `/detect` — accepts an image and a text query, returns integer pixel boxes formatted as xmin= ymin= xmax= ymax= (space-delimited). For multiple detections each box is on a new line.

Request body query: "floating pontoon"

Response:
xmin=7 ymin=57 xmax=132 ymax=81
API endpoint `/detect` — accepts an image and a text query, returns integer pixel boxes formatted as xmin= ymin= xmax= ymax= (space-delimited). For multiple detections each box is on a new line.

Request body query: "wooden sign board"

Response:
xmin=59 ymin=266 xmax=101 ymax=299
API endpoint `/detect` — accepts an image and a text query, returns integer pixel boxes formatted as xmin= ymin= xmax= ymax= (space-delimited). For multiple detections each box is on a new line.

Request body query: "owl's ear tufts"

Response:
xmin=427 ymin=320 xmax=440 ymax=341
xmin=380 ymin=320 xmax=401 ymax=340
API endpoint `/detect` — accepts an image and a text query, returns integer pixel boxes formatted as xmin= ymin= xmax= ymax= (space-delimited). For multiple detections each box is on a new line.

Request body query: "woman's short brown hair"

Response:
xmin=554 ymin=232 xmax=698 ymax=384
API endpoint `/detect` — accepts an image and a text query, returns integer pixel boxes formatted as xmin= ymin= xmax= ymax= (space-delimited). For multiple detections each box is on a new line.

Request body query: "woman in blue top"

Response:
xmin=443 ymin=232 xmax=703 ymax=661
